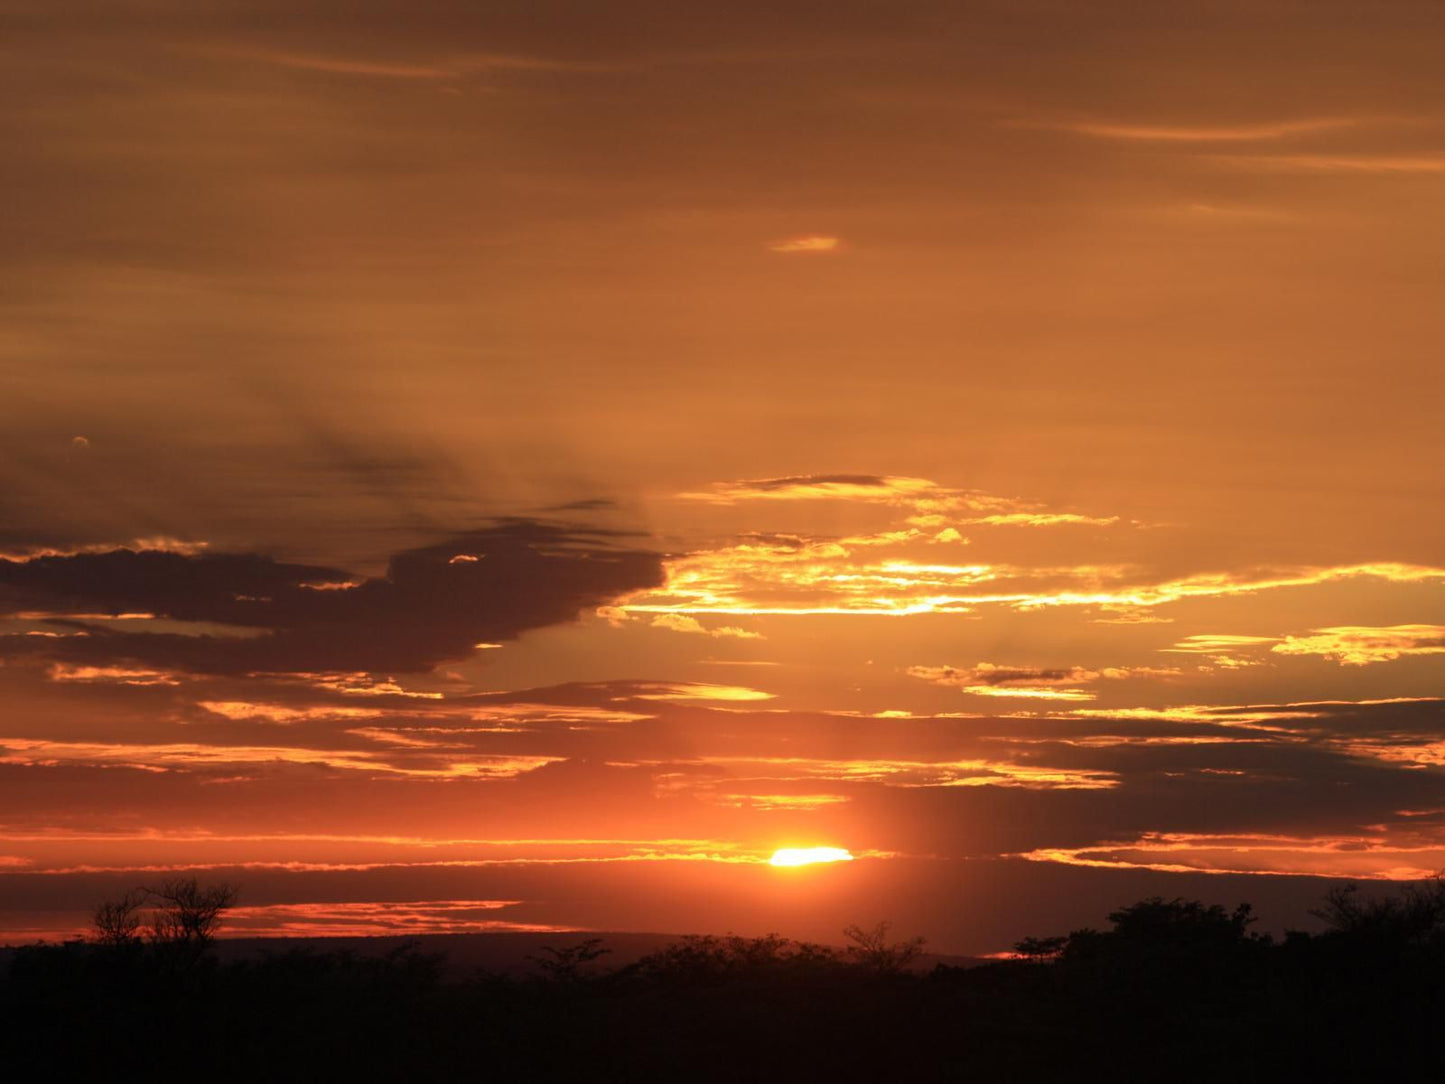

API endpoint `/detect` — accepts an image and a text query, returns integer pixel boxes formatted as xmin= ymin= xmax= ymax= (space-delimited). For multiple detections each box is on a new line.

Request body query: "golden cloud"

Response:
xmin=767 ymin=236 xmax=841 ymax=253
xmin=1270 ymin=624 xmax=1445 ymax=666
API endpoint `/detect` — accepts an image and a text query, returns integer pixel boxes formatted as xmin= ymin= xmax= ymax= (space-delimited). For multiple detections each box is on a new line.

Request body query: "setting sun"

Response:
xmin=769 ymin=847 xmax=855 ymax=867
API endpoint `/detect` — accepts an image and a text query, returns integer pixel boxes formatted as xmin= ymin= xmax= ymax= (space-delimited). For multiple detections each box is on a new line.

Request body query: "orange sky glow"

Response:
xmin=1 ymin=0 xmax=1442 ymax=953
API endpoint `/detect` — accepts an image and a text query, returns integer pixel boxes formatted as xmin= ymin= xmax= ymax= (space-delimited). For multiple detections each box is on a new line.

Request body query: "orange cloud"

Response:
xmin=1270 ymin=624 xmax=1445 ymax=666
xmin=0 ymin=538 xmax=208 ymax=561
xmin=649 ymin=614 xmax=762 ymax=639
xmin=222 ymin=900 xmax=569 ymax=938
xmin=678 ymin=474 xmax=935 ymax=504
xmin=626 ymin=682 xmax=774 ymax=702
xmin=1165 ymin=634 xmax=1280 ymax=653
xmin=1016 ymin=830 xmax=1445 ymax=882
xmin=47 ymin=663 xmax=182 ymax=686
xmin=1055 ymin=116 xmax=1361 ymax=142
xmin=909 ymin=661 xmax=1182 ymax=702
xmin=199 ymin=701 xmax=385 ymax=724
xmin=1219 ymin=153 xmax=1445 ymax=173
xmin=623 ymin=546 xmax=1445 ymax=618
xmin=0 ymin=736 xmax=561 ymax=779
xmin=962 ymin=513 xmax=1118 ymax=527
xmin=767 ymin=236 xmax=841 ymax=253
xmin=959 ymin=686 xmax=1096 ymax=701
xmin=656 ymin=754 xmax=1117 ymax=791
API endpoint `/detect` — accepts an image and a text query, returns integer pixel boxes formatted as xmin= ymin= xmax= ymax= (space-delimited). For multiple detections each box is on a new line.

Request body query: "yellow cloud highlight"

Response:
xmin=1270 ymin=624 xmax=1445 ymax=666
xmin=622 ymin=550 xmax=1445 ymax=619
xmin=1064 ymin=704 xmax=1325 ymax=728
xmin=769 ymin=846 xmax=853 ymax=866
xmin=223 ymin=900 xmax=570 ymax=939
xmin=715 ymin=794 xmax=851 ymax=811
xmin=907 ymin=661 xmax=1180 ymax=701
xmin=659 ymin=755 xmax=1117 ymax=791
xmin=679 ymin=474 xmax=936 ymax=504
xmin=626 ymin=682 xmax=774 ymax=702
xmin=962 ymin=685 xmax=1096 ymax=701
xmin=650 ymin=614 xmax=762 ymax=639
xmin=960 ymin=513 xmax=1118 ymax=527
xmin=0 ymin=538 xmax=208 ymax=561
xmin=1016 ymin=831 xmax=1445 ymax=882
xmin=47 ymin=663 xmax=182 ymax=686
xmin=6 ymin=837 xmax=799 ymax=877
xmin=0 ymin=737 xmax=560 ymax=779
xmin=286 ymin=672 xmax=444 ymax=698
xmin=1165 ymin=634 xmax=1282 ymax=654
xmin=767 ymin=236 xmax=840 ymax=254
xmin=199 ymin=701 xmax=384 ymax=724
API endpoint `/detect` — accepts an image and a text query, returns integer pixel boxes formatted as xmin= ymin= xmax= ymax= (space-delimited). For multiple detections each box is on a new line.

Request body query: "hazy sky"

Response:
xmin=2 ymin=1 xmax=1443 ymax=950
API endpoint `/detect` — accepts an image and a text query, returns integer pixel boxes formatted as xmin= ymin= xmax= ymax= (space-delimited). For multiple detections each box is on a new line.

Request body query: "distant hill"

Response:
xmin=206 ymin=929 xmax=986 ymax=976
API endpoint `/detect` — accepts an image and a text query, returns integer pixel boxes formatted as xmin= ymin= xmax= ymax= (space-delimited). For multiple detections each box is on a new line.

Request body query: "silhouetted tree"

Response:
xmin=91 ymin=888 xmax=147 ymax=946
xmin=144 ymin=877 xmax=239 ymax=948
xmin=1312 ymin=872 xmax=1445 ymax=946
xmin=1102 ymin=896 xmax=1259 ymax=947
xmin=842 ymin=921 xmax=926 ymax=974
xmin=1011 ymin=935 xmax=1067 ymax=961
xmin=529 ymin=937 xmax=611 ymax=982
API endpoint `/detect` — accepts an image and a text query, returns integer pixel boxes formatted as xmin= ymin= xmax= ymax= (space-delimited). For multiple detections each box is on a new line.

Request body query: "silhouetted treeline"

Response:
xmin=4 ymin=880 xmax=1443 ymax=1081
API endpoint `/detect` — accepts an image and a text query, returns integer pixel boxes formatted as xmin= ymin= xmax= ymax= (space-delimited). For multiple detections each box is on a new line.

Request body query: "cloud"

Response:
xmin=1043 ymin=116 xmax=1362 ymax=142
xmin=1216 ymin=153 xmax=1445 ymax=173
xmin=958 ymin=513 xmax=1119 ymax=527
xmin=623 ymin=539 xmax=1445 ymax=617
xmin=910 ymin=662 xmax=1102 ymax=688
xmin=1016 ymin=830 xmax=1445 ymax=882
xmin=198 ymin=45 xmax=602 ymax=81
xmin=222 ymin=899 xmax=567 ymax=938
xmin=907 ymin=661 xmax=1179 ymax=702
xmin=767 ymin=236 xmax=840 ymax=253
xmin=0 ymin=537 xmax=209 ymax=561
xmin=624 ymin=681 xmax=774 ymax=702
xmin=0 ymin=521 xmax=664 ymax=675
xmin=1271 ymin=625 xmax=1445 ymax=666
xmin=678 ymin=474 xmax=929 ymax=504
xmin=649 ymin=614 xmax=762 ymax=639
xmin=1166 ymin=634 xmax=1281 ymax=653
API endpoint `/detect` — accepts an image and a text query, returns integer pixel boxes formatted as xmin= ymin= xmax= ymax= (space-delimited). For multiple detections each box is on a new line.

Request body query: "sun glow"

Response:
xmin=768 ymin=846 xmax=854 ymax=867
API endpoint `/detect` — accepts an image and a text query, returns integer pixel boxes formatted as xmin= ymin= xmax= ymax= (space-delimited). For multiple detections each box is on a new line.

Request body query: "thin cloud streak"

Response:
xmin=1044 ymin=116 xmax=1364 ymax=142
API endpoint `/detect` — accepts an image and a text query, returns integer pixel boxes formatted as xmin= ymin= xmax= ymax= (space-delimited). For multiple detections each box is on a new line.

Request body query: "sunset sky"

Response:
xmin=2 ymin=1 xmax=1443 ymax=952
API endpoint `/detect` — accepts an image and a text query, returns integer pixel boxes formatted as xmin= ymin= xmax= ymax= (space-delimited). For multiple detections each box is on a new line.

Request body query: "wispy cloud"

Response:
xmin=908 ymin=661 xmax=1179 ymax=702
xmin=1047 ymin=116 xmax=1362 ymax=142
xmin=1271 ymin=624 xmax=1445 ymax=666
xmin=767 ymin=236 xmax=841 ymax=254
xmin=196 ymin=45 xmax=601 ymax=81
xmin=678 ymin=474 xmax=933 ymax=504
xmin=223 ymin=899 xmax=567 ymax=938
xmin=1017 ymin=830 xmax=1445 ymax=882
xmin=650 ymin=614 xmax=762 ymax=639
xmin=624 ymin=530 xmax=1445 ymax=618
xmin=1214 ymin=153 xmax=1445 ymax=173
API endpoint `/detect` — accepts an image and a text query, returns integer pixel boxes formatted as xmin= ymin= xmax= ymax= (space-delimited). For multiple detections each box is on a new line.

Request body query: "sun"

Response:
xmin=768 ymin=846 xmax=854 ymax=867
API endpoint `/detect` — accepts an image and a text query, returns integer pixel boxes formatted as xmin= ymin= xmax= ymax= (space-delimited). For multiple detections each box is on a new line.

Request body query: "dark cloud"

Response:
xmin=542 ymin=498 xmax=620 ymax=512
xmin=738 ymin=474 xmax=891 ymax=492
xmin=0 ymin=521 xmax=663 ymax=674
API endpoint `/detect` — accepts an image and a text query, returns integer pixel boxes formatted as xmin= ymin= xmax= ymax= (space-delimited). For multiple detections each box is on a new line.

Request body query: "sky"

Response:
xmin=1 ymin=0 xmax=1443 ymax=952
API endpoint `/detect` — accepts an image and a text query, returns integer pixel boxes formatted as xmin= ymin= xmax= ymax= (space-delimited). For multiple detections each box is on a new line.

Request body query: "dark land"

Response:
xmin=3 ymin=881 xmax=1443 ymax=1081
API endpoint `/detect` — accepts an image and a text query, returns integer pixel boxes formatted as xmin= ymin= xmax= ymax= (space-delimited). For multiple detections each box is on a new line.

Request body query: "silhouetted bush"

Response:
xmin=5 ymin=877 xmax=1444 ymax=1080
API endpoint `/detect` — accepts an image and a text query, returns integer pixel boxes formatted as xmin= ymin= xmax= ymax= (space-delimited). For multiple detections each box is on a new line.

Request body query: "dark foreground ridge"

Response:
xmin=4 ymin=880 xmax=1443 ymax=1081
